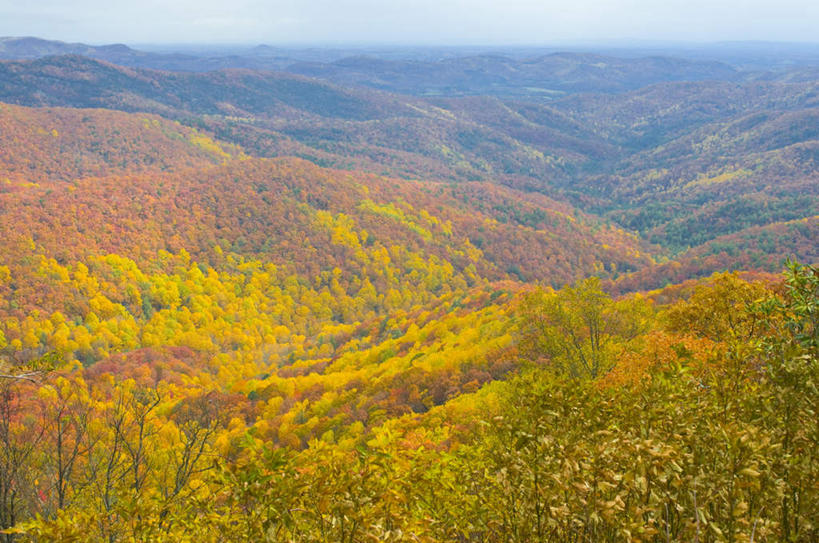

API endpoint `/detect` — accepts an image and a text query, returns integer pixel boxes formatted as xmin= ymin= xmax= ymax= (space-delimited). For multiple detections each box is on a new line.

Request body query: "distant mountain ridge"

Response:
xmin=0 ymin=36 xmax=741 ymax=96
xmin=0 ymin=36 xmax=291 ymax=72
xmin=287 ymin=52 xmax=739 ymax=96
xmin=0 ymin=36 xmax=125 ymax=58
xmin=0 ymin=54 xmax=412 ymax=121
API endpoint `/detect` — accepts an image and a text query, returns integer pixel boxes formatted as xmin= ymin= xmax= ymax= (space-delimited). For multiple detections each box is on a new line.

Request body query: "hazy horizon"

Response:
xmin=5 ymin=37 xmax=819 ymax=50
xmin=1 ymin=0 xmax=818 ymax=46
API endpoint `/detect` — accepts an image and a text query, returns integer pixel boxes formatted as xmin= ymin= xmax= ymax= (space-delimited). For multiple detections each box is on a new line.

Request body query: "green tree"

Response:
xmin=519 ymin=278 xmax=650 ymax=379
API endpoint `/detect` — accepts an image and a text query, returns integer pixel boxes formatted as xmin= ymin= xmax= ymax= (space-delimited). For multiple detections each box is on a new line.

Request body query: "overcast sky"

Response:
xmin=1 ymin=0 xmax=818 ymax=45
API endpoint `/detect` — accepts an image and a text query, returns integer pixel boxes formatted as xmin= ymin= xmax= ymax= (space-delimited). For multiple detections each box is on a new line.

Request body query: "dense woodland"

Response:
xmin=0 ymin=40 xmax=817 ymax=541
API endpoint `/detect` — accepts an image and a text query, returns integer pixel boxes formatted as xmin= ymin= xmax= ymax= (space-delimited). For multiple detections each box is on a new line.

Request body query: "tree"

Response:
xmin=753 ymin=261 xmax=819 ymax=540
xmin=518 ymin=278 xmax=650 ymax=379
xmin=0 ymin=353 xmax=59 ymax=542
xmin=664 ymin=272 xmax=771 ymax=343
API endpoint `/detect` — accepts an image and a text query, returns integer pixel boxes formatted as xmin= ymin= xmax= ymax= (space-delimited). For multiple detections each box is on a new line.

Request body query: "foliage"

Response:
xmin=0 ymin=264 xmax=813 ymax=541
xmin=1 ymin=57 xmax=816 ymax=266
xmin=0 ymin=66 xmax=817 ymax=541
xmin=518 ymin=277 xmax=652 ymax=379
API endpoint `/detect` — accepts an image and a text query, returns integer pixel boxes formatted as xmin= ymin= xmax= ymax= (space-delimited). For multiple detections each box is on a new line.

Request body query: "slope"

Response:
xmin=1 ymin=56 xmax=815 ymax=283
xmin=0 ymin=104 xmax=652 ymax=366
xmin=0 ymin=102 xmax=243 ymax=185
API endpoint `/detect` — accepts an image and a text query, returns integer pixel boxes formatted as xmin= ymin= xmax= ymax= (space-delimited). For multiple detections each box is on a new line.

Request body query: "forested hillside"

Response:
xmin=1 ymin=54 xmax=815 ymax=270
xmin=0 ymin=40 xmax=816 ymax=542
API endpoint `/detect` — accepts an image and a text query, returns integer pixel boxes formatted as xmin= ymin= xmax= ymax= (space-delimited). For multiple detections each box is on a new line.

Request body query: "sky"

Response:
xmin=1 ymin=0 xmax=818 ymax=45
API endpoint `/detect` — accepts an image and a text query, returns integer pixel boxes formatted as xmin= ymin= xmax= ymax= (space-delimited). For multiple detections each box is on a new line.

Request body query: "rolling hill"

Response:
xmin=0 ymin=40 xmax=817 ymax=542
xmin=1 ymin=54 xmax=815 ymax=269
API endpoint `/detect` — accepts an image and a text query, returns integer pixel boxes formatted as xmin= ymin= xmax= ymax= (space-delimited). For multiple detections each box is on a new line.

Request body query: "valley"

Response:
xmin=0 ymin=37 xmax=816 ymax=542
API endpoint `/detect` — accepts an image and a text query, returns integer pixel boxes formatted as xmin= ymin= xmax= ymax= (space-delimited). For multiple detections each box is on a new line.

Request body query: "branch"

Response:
xmin=0 ymin=371 xmax=43 ymax=382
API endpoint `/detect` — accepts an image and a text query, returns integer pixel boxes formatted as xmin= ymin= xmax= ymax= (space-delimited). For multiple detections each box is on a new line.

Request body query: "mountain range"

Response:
xmin=0 ymin=36 xmax=817 ymax=541
xmin=0 ymin=47 xmax=815 ymax=277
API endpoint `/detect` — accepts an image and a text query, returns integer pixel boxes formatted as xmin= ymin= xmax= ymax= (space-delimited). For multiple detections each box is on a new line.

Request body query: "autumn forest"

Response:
xmin=0 ymin=36 xmax=817 ymax=542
